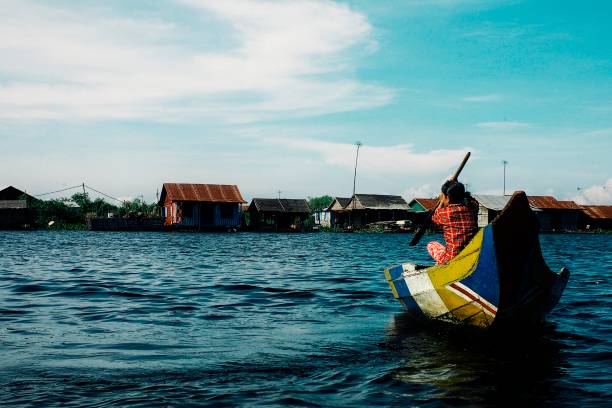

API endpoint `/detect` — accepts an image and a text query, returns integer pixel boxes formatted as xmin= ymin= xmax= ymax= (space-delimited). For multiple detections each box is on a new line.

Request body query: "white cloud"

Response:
xmin=477 ymin=121 xmax=532 ymax=130
xmin=581 ymin=128 xmax=612 ymax=137
xmin=462 ymin=94 xmax=501 ymax=103
xmin=403 ymin=184 xmax=436 ymax=200
xmin=0 ymin=0 xmax=392 ymax=122
xmin=571 ymin=178 xmax=612 ymax=205
xmin=266 ymin=137 xmax=472 ymax=176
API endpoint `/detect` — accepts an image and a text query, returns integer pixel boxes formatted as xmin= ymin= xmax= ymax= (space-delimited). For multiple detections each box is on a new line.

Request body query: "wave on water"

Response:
xmin=0 ymin=231 xmax=610 ymax=406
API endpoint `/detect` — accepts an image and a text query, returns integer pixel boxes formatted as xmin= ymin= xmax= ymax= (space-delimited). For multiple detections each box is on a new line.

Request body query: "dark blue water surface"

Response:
xmin=1 ymin=231 xmax=610 ymax=407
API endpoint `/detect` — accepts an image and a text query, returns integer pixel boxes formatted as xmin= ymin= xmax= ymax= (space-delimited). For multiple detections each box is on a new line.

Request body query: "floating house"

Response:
xmin=318 ymin=197 xmax=351 ymax=228
xmin=158 ymin=183 xmax=245 ymax=230
xmin=527 ymin=196 xmax=582 ymax=231
xmin=580 ymin=205 xmax=612 ymax=230
xmin=343 ymin=194 xmax=410 ymax=228
xmin=0 ymin=186 xmax=38 ymax=229
xmin=473 ymin=194 xmax=582 ymax=231
xmin=472 ymin=195 xmax=512 ymax=228
xmin=407 ymin=198 xmax=438 ymax=213
xmin=248 ymin=198 xmax=310 ymax=231
xmin=406 ymin=197 xmax=439 ymax=226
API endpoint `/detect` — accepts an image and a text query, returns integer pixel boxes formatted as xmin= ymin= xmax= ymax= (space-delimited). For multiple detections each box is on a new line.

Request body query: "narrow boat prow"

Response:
xmin=384 ymin=191 xmax=570 ymax=329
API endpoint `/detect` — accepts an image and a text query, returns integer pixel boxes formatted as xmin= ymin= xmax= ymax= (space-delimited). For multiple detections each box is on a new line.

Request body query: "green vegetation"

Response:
xmin=308 ymin=195 xmax=333 ymax=212
xmin=25 ymin=192 xmax=159 ymax=230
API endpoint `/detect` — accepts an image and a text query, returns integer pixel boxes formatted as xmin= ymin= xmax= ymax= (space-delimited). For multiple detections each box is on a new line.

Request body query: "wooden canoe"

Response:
xmin=384 ymin=191 xmax=569 ymax=328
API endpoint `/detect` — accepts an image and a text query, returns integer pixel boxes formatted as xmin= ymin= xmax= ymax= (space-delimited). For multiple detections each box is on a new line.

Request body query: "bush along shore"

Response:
xmin=25 ymin=193 xmax=159 ymax=230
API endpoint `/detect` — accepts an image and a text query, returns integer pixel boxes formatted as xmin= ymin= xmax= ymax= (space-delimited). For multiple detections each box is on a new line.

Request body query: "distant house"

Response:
xmin=406 ymin=197 xmax=439 ymax=226
xmin=344 ymin=194 xmax=410 ymax=227
xmin=248 ymin=198 xmax=310 ymax=231
xmin=472 ymin=195 xmax=512 ymax=228
xmin=580 ymin=205 xmax=612 ymax=230
xmin=473 ymin=194 xmax=582 ymax=231
xmin=527 ymin=196 xmax=582 ymax=231
xmin=158 ymin=183 xmax=246 ymax=230
xmin=407 ymin=198 xmax=438 ymax=212
xmin=312 ymin=207 xmax=330 ymax=227
xmin=0 ymin=186 xmax=38 ymax=229
xmin=0 ymin=186 xmax=37 ymax=201
xmin=318 ymin=197 xmax=351 ymax=228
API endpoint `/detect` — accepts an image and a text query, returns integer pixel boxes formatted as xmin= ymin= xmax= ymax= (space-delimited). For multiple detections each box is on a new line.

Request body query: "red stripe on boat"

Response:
xmin=450 ymin=282 xmax=497 ymax=315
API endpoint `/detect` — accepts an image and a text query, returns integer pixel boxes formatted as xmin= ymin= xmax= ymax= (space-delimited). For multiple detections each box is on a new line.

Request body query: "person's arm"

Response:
xmin=431 ymin=193 xmax=448 ymax=225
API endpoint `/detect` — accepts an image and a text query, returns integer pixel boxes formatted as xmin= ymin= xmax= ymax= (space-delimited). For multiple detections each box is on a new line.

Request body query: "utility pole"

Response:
xmin=82 ymin=182 xmax=86 ymax=195
xmin=352 ymin=141 xmax=362 ymax=209
xmin=349 ymin=141 xmax=362 ymax=228
xmin=502 ymin=160 xmax=508 ymax=196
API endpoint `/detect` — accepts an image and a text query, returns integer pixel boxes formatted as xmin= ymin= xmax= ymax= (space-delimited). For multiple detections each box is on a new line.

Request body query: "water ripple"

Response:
xmin=0 ymin=231 xmax=610 ymax=406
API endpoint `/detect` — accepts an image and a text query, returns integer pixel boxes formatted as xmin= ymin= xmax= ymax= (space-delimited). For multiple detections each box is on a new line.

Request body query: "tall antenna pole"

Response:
xmin=502 ymin=160 xmax=508 ymax=195
xmin=352 ymin=141 xmax=362 ymax=209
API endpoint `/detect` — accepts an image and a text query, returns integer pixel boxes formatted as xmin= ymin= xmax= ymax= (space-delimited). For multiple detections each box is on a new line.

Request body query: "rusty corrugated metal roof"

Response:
xmin=411 ymin=198 xmax=439 ymax=211
xmin=581 ymin=205 xmax=612 ymax=220
xmin=556 ymin=200 xmax=583 ymax=210
xmin=527 ymin=195 xmax=582 ymax=210
xmin=161 ymin=183 xmax=246 ymax=203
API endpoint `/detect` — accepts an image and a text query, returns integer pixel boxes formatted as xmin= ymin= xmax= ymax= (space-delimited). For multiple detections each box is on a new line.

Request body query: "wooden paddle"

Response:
xmin=408 ymin=151 xmax=471 ymax=246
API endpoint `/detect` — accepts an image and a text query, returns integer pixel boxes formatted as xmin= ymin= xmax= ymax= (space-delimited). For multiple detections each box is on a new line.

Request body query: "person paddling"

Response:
xmin=427 ymin=180 xmax=477 ymax=264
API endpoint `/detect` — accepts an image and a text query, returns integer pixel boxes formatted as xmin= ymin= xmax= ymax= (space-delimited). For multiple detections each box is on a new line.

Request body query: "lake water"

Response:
xmin=1 ymin=231 xmax=610 ymax=407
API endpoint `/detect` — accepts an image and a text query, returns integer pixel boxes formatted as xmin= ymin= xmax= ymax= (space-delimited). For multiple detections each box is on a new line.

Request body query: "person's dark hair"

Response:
xmin=441 ymin=180 xmax=465 ymax=204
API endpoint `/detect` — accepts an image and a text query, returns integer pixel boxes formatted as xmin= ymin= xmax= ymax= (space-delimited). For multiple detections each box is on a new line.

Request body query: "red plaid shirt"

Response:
xmin=431 ymin=203 xmax=477 ymax=263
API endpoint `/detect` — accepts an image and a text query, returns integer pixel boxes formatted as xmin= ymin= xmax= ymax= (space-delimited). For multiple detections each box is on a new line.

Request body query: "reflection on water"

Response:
xmin=382 ymin=313 xmax=574 ymax=406
xmin=0 ymin=231 xmax=610 ymax=406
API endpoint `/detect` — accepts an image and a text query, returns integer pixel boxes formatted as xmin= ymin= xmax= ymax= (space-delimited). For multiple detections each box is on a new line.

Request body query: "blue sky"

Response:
xmin=1 ymin=0 xmax=610 ymax=204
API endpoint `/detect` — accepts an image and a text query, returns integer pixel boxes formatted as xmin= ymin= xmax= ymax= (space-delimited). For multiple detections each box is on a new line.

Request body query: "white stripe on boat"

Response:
xmin=404 ymin=273 xmax=450 ymax=318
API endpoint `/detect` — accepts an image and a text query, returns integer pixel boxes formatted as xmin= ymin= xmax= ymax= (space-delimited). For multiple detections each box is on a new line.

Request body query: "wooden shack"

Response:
xmin=158 ymin=183 xmax=245 ymax=230
xmin=580 ymin=205 xmax=612 ymax=230
xmin=323 ymin=197 xmax=351 ymax=228
xmin=407 ymin=198 xmax=438 ymax=213
xmin=474 ymin=194 xmax=582 ymax=231
xmin=248 ymin=198 xmax=310 ymax=231
xmin=527 ymin=196 xmax=582 ymax=231
xmin=344 ymin=194 xmax=410 ymax=227
xmin=472 ymin=195 xmax=512 ymax=228
xmin=0 ymin=186 xmax=37 ymax=229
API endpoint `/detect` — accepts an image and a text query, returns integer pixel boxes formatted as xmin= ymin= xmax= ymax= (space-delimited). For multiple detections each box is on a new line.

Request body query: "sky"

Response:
xmin=1 ymin=0 xmax=611 ymax=204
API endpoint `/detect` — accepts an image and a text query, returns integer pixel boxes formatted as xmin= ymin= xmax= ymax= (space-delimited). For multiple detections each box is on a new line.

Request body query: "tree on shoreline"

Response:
xmin=308 ymin=195 xmax=333 ymax=212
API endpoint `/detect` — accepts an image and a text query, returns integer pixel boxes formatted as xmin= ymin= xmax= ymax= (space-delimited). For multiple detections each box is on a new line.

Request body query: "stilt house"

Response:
xmin=344 ymin=194 xmax=410 ymax=227
xmin=407 ymin=198 xmax=438 ymax=213
xmin=324 ymin=197 xmax=351 ymax=228
xmin=248 ymin=198 xmax=310 ymax=231
xmin=579 ymin=205 xmax=612 ymax=230
xmin=473 ymin=194 xmax=582 ymax=231
xmin=527 ymin=196 xmax=581 ymax=231
xmin=158 ymin=183 xmax=246 ymax=230
xmin=406 ymin=197 xmax=439 ymax=226
xmin=0 ymin=186 xmax=38 ymax=229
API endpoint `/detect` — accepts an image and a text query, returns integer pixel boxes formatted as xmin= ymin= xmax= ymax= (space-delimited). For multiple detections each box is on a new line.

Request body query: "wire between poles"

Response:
xmin=33 ymin=184 xmax=83 ymax=197
xmin=84 ymin=184 xmax=126 ymax=204
xmin=34 ymin=183 xmax=127 ymax=205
